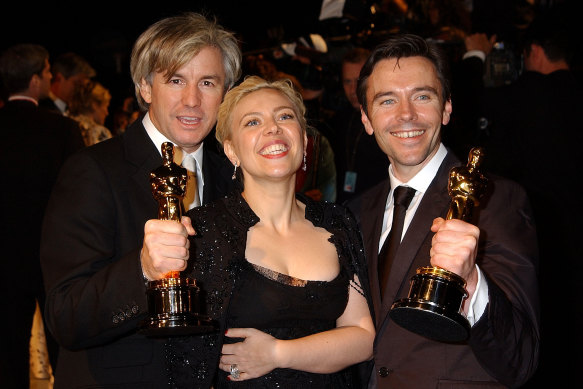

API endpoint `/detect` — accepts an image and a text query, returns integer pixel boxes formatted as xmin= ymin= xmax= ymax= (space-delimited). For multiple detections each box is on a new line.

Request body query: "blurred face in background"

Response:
xmin=55 ymin=72 xmax=91 ymax=105
xmin=37 ymin=59 xmax=52 ymax=99
xmin=93 ymin=95 xmax=110 ymax=125
xmin=342 ymin=60 xmax=366 ymax=110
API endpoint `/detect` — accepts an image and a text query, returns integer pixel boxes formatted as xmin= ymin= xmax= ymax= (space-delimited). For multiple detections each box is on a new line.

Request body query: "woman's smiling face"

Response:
xmin=224 ymin=87 xmax=306 ymax=182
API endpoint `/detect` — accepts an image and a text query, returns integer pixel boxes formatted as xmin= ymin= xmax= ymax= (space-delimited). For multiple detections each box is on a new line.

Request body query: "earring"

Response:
xmin=302 ymin=152 xmax=307 ymax=172
xmin=232 ymin=162 xmax=238 ymax=180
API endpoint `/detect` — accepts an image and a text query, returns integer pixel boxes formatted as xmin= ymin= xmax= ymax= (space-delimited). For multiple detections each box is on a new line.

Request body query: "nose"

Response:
xmin=264 ymin=117 xmax=282 ymax=135
xmin=182 ymin=84 xmax=201 ymax=107
xmin=397 ymin=100 xmax=417 ymax=121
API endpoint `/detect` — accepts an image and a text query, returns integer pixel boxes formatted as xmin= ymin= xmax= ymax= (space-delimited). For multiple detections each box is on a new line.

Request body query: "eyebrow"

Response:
xmin=241 ymin=105 xmax=295 ymax=118
xmin=373 ymin=85 xmax=439 ymax=101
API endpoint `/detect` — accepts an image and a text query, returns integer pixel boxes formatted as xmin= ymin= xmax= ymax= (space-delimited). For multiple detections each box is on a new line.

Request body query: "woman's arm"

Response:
xmin=219 ymin=274 xmax=375 ymax=380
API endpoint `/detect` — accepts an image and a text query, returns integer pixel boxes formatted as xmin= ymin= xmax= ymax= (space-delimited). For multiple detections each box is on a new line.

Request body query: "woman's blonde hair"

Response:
xmin=68 ymin=81 xmax=111 ymax=116
xmin=215 ymin=75 xmax=307 ymax=145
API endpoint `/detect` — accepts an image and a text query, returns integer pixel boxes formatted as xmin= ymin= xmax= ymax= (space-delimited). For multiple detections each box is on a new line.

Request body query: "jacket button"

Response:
xmin=379 ymin=367 xmax=391 ymax=377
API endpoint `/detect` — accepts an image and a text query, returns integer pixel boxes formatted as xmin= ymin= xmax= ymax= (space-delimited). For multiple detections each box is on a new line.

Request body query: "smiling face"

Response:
xmin=361 ymin=56 xmax=452 ymax=182
xmin=223 ymin=88 xmax=306 ymax=183
xmin=139 ymin=46 xmax=226 ymax=153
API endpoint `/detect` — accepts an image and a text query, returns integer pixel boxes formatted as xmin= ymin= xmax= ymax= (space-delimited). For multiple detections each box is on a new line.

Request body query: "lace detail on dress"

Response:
xmin=250 ymin=262 xmax=308 ymax=287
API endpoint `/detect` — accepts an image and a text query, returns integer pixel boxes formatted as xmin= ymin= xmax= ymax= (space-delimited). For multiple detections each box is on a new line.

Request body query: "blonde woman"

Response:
xmin=163 ymin=76 xmax=375 ymax=388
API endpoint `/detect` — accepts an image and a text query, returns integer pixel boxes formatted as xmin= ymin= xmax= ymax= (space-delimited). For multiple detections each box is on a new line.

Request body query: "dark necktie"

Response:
xmin=378 ymin=186 xmax=416 ymax=298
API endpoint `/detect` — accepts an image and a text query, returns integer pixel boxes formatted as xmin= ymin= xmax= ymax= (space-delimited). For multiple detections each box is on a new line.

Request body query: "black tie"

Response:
xmin=378 ymin=186 xmax=416 ymax=298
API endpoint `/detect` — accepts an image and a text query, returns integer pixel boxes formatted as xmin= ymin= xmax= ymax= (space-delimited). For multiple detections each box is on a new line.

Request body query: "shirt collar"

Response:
xmin=389 ymin=143 xmax=447 ymax=194
xmin=8 ymin=95 xmax=38 ymax=105
xmin=142 ymin=112 xmax=205 ymax=186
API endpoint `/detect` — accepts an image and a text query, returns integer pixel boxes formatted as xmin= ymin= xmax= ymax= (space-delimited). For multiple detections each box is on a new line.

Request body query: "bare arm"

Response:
xmin=219 ymin=275 xmax=375 ymax=380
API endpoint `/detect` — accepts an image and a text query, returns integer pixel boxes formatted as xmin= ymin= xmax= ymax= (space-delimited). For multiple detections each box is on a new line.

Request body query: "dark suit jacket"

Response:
xmin=38 ymin=96 xmax=63 ymax=114
xmin=40 ymin=117 xmax=234 ymax=388
xmin=347 ymin=150 xmax=539 ymax=389
xmin=0 ymin=99 xmax=83 ymax=388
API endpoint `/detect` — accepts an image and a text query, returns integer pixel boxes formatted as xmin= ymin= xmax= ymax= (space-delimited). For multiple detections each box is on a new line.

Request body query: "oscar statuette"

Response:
xmin=140 ymin=142 xmax=214 ymax=336
xmin=389 ymin=147 xmax=488 ymax=342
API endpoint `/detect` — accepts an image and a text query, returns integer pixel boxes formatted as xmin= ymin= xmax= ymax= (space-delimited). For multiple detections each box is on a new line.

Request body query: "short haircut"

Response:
xmin=130 ymin=12 xmax=242 ymax=111
xmin=0 ymin=43 xmax=49 ymax=95
xmin=51 ymin=52 xmax=96 ymax=80
xmin=215 ymin=75 xmax=307 ymax=145
xmin=357 ymin=34 xmax=451 ymax=115
xmin=342 ymin=47 xmax=371 ymax=65
xmin=522 ymin=8 xmax=575 ymax=66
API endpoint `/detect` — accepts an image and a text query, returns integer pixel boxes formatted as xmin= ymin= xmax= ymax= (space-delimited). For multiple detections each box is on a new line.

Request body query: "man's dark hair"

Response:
xmin=522 ymin=6 xmax=575 ymax=66
xmin=51 ymin=52 xmax=96 ymax=80
xmin=342 ymin=47 xmax=371 ymax=65
xmin=0 ymin=43 xmax=49 ymax=95
xmin=357 ymin=34 xmax=451 ymax=115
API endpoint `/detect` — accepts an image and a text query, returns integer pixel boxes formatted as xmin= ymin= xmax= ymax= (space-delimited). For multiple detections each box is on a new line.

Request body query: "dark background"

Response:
xmin=0 ymin=1 xmax=329 ymax=98
xmin=1 ymin=0 xmax=580 ymax=114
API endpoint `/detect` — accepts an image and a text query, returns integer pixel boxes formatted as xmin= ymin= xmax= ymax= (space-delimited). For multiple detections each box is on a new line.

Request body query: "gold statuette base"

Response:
xmin=140 ymin=277 xmax=215 ymax=337
xmin=390 ymin=266 xmax=470 ymax=342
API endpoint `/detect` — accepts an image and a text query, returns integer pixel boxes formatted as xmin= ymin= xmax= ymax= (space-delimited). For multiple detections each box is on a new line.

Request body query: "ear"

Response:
xmin=442 ymin=99 xmax=453 ymax=126
xmin=139 ymin=78 xmax=152 ymax=104
xmin=29 ymin=73 xmax=41 ymax=90
xmin=223 ymin=140 xmax=239 ymax=166
xmin=361 ymin=107 xmax=374 ymax=135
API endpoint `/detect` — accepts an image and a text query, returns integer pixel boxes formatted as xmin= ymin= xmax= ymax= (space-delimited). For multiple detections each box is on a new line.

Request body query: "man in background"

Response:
xmin=0 ymin=43 xmax=84 ymax=388
xmin=39 ymin=51 xmax=96 ymax=115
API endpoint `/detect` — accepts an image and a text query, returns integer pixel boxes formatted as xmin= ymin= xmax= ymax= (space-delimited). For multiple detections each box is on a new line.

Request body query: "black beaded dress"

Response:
xmin=165 ymin=190 xmax=373 ymax=389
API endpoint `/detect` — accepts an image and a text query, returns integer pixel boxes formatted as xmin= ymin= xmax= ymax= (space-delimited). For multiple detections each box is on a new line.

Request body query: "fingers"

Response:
xmin=218 ymin=361 xmax=246 ymax=381
xmin=429 ymin=218 xmax=479 ymax=279
xmin=141 ymin=219 xmax=191 ymax=280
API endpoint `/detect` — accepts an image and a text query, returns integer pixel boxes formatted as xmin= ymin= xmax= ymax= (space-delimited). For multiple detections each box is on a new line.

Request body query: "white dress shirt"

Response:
xmin=379 ymin=143 xmax=488 ymax=325
xmin=143 ymin=112 xmax=205 ymax=205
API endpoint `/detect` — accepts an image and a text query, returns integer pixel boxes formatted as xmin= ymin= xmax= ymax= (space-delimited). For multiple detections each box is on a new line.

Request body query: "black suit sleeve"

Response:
xmin=40 ymin=151 xmax=149 ymax=350
xmin=470 ymin=177 xmax=540 ymax=387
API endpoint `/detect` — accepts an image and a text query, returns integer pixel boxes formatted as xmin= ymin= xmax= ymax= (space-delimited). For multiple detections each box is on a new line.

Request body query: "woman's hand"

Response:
xmin=219 ymin=328 xmax=280 ymax=381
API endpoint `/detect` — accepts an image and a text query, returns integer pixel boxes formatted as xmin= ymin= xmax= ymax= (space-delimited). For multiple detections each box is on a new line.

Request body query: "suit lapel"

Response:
xmin=123 ymin=119 xmax=162 ymax=224
xmin=357 ymin=180 xmax=391 ymax=325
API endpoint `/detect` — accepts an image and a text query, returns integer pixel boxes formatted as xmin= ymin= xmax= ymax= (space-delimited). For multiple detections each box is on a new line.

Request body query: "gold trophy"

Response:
xmin=140 ymin=142 xmax=214 ymax=336
xmin=390 ymin=147 xmax=488 ymax=342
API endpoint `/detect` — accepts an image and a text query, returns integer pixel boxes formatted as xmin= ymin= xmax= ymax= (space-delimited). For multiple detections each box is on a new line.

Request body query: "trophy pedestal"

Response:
xmin=140 ymin=277 xmax=214 ymax=337
xmin=390 ymin=266 xmax=470 ymax=343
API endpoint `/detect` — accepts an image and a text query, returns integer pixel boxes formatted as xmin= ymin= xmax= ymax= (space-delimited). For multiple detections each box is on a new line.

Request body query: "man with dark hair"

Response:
xmin=39 ymin=51 xmax=96 ymax=115
xmin=347 ymin=33 xmax=539 ymax=388
xmin=40 ymin=12 xmax=242 ymax=387
xmin=0 ymin=43 xmax=84 ymax=388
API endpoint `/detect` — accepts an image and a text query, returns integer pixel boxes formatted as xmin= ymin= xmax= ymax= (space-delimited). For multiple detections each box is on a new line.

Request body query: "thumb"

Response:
xmin=181 ymin=216 xmax=196 ymax=236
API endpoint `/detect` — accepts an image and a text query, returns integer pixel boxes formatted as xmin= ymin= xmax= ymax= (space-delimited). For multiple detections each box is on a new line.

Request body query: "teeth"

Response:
xmin=392 ymin=130 xmax=424 ymax=138
xmin=260 ymin=144 xmax=288 ymax=155
xmin=179 ymin=117 xmax=199 ymax=124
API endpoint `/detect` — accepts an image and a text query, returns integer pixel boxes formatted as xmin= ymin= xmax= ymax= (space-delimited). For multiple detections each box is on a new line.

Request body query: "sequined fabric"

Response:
xmin=165 ymin=190 xmax=373 ymax=388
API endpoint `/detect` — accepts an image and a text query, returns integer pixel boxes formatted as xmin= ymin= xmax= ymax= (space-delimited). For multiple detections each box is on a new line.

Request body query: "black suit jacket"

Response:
xmin=0 ymin=100 xmax=83 ymax=387
xmin=347 ymin=150 xmax=539 ymax=389
xmin=40 ymin=117 xmax=234 ymax=388
xmin=1 ymin=100 xmax=83 ymax=292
